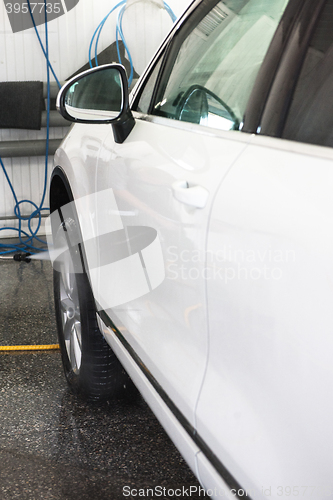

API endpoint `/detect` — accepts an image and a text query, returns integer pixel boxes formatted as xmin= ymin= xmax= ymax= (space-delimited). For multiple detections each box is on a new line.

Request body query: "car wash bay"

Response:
xmin=0 ymin=254 xmax=202 ymax=500
xmin=0 ymin=0 xmax=202 ymax=497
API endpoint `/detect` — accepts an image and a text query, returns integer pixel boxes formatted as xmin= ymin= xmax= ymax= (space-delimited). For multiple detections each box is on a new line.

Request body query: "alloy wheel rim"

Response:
xmin=59 ymin=251 xmax=82 ymax=373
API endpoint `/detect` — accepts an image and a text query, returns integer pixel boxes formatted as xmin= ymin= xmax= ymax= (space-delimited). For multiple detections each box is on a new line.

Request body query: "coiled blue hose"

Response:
xmin=0 ymin=0 xmax=58 ymax=255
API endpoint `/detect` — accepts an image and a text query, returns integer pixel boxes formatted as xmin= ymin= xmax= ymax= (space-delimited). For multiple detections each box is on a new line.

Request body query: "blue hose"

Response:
xmin=0 ymin=0 xmax=54 ymax=255
xmin=90 ymin=0 xmax=177 ymax=86
xmin=89 ymin=0 xmax=127 ymax=69
xmin=163 ymin=1 xmax=177 ymax=22
xmin=116 ymin=4 xmax=134 ymax=86
xmin=26 ymin=0 xmax=61 ymax=90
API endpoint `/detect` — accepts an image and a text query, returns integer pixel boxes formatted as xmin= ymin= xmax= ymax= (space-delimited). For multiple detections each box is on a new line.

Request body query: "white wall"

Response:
xmin=0 ymin=0 xmax=192 ymax=84
xmin=0 ymin=0 xmax=192 ymax=236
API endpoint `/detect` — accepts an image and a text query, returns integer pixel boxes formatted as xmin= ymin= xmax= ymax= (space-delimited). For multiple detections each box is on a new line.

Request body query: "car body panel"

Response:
xmin=92 ymin=115 xmax=252 ymax=426
xmin=197 ymin=134 xmax=333 ymax=498
xmin=54 ymin=123 xmax=110 ymax=202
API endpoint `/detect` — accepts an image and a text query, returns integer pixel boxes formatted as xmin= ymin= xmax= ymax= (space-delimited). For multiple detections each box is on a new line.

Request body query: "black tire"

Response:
xmin=53 ymin=214 xmax=128 ymax=400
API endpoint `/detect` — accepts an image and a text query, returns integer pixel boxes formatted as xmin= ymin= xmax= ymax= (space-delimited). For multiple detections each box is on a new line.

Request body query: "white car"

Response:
xmin=50 ymin=0 xmax=333 ymax=498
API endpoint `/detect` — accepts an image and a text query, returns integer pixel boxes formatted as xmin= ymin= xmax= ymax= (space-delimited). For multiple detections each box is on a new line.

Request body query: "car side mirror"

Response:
xmin=56 ymin=64 xmax=135 ymax=143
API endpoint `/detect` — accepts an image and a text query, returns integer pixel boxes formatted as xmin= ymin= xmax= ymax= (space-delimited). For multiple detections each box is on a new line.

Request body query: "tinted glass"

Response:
xmin=283 ymin=0 xmax=333 ymax=148
xmin=152 ymin=0 xmax=289 ymax=131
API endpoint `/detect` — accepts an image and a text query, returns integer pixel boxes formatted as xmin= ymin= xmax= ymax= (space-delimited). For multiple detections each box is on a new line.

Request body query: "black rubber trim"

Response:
xmin=98 ymin=308 xmax=252 ymax=500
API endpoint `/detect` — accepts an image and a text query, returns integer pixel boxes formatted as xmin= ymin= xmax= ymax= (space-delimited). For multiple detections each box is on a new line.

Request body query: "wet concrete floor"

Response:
xmin=0 ymin=256 xmax=202 ymax=499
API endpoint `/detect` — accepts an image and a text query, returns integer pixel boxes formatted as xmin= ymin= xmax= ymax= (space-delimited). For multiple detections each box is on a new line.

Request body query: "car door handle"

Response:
xmin=172 ymin=180 xmax=209 ymax=208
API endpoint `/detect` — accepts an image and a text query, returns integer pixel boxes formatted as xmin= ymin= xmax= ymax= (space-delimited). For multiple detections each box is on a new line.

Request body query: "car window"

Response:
xmin=152 ymin=0 xmax=289 ymax=131
xmin=282 ymin=0 xmax=333 ymax=148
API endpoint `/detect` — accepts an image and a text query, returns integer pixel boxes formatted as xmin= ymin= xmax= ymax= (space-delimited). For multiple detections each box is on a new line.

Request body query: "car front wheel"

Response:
xmin=53 ymin=214 xmax=128 ymax=400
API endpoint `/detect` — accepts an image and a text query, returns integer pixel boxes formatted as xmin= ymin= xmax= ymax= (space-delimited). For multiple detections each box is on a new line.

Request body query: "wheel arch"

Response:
xmin=50 ymin=166 xmax=74 ymax=214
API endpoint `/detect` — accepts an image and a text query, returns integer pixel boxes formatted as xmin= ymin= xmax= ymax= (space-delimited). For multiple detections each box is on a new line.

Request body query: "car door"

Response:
xmin=196 ymin=1 xmax=333 ymax=498
xmin=93 ymin=0 xmax=290 ymax=444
